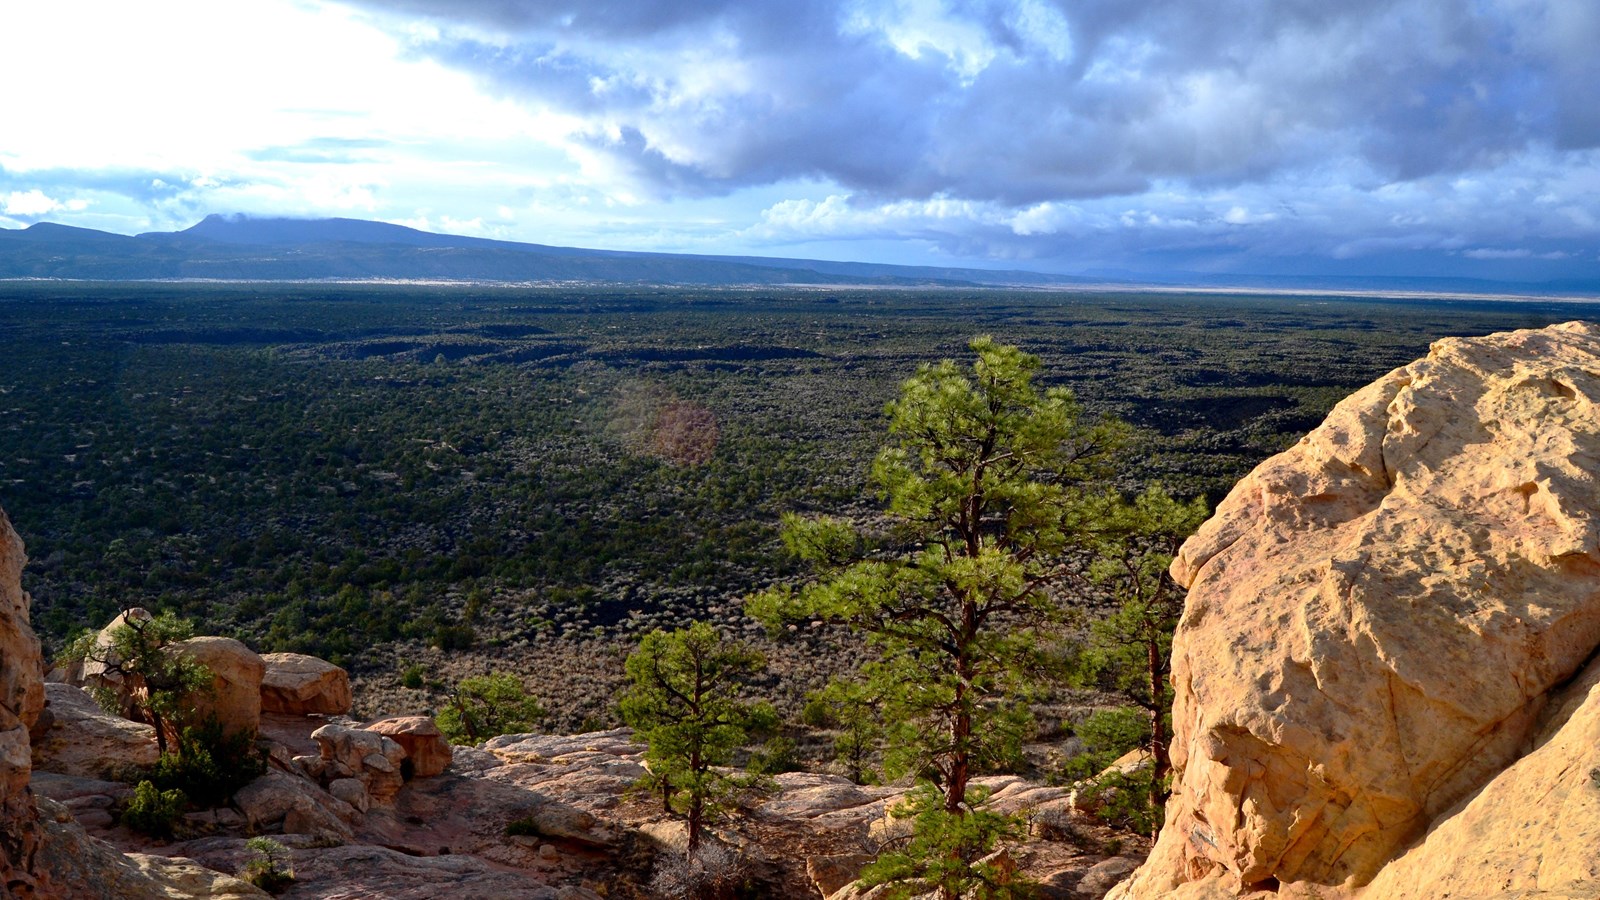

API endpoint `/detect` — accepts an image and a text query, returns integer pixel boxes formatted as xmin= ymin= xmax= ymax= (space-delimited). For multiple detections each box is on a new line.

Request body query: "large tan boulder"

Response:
xmin=1112 ymin=321 xmax=1600 ymax=897
xmin=0 ymin=507 xmax=47 ymax=894
xmin=172 ymin=637 xmax=265 ymax=741
xmin=32 ymin=683 xmax=159 ymax=778
xmin=75 ymin=607 xmax=153 ymax=720
xmin=365 ymin=716 xmax=452 ymax=778
xmin=259 ymin=652 xmax=350 ymax=715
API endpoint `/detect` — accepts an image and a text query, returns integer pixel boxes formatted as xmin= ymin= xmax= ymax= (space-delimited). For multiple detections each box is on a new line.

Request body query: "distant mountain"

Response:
xmin=2 ymin=215 xmax=1595 ymax=295
xmin=0 ymin=215 xmax=1051 ymax=287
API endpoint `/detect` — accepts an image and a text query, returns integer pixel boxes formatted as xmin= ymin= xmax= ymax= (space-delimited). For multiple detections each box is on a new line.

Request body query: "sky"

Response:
xmin=1 ymin=0 xmax=1598 ymax=282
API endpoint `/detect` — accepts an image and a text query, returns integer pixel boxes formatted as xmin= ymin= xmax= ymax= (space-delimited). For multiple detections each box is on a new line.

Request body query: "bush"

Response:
xmin=437 ymin=672 xmax=545 ymax=744
xmin=121 ymin=780 xmax=187 ymax=838
xmin=649 ymin=842 xmax=745 ymax=900
xmin=1073 ymin=768 xmax=1166 ymax=835
xmin=1060 ymin=707 xmax=1150 ymax=781
xmin=746 ymin=736 xmax=800 ymax=775
xmin=860 ymin=783 xmax=1028 ymax=899
xmin=149 ymin=719 xmax=266 ymax=808
xmin=239 ymin=836 xmax=295 ymax=893
xmin=504 ymin=815 xmax=543 ymax=838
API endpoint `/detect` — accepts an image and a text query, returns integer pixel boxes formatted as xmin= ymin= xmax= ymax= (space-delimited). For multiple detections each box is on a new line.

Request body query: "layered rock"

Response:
xmin=0 ymin=507 xmax=47 ymax=895
xmin=1113 ymin=321 xmax=1600 ymax=897
xmin=259 ymin=652 xmax=350 ymax=716
xmin=304 ymin=723 xmax=407 ymax=803
xmin=365 ymin=716 xmax=452 ymax=778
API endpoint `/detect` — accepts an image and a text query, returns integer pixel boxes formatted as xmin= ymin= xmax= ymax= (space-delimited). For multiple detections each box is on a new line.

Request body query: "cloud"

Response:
xmin=2 ymin=190 xmax=63 ymax=217
xmin=341 ymin=0 xmax=1600 ymax=206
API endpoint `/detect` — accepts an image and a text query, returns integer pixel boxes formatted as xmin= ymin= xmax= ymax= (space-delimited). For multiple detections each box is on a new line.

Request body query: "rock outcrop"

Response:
xmin=259 ymin=652 xmax=350 ymax=716
xmin=172 ymin=637 xmax=265 ymax=741
xmin=75 ymin=607 xmax=153 ymax=720
xmin=1 ymin=507 xmax=48 ymax=895
xmin=31 ymin=683 xmax=159 ymax=779
xmin=1112 ymin=321 xmax=1600 ymax=898
xmin=305 ymin=723 xmax=408 ymax=803
xmin=366 ymin=716 xmax=453 ymax=778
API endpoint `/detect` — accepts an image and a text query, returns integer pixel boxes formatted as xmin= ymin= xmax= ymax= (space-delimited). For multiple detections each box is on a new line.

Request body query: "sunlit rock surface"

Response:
xmin=1114 ymin=321 xmax=1600 ymax=898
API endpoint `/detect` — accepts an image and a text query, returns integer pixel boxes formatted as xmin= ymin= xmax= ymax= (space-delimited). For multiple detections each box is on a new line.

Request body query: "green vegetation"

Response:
xmin=801 ymin=680 xmax=883 ymax=784
xmin=120 ymin=779 xmax=187 ymax=839
xmin=1 ymin=282 xmax=1588 ymax=731
xmin=751 ymin=338 xmax=1123 ymax=804
xmin=239 ymin=837 xmax=295 ymax=893
xmin=861 ymin=783 xmax=1029 ymax=900
xmin=61 ymin=607 xmax=210 ymax=755
xmin=751 ymin=337 xmax=1136 ymax=897
xmin=620 ymin=622 xmax=777 ymax=853
xmin=148 ymin=720 xmax=266 ymax=809
xmin=1071 ymin=486 xmax=1208 ymax=826
xmin=436 ymin=672 xmax=546 ymax=744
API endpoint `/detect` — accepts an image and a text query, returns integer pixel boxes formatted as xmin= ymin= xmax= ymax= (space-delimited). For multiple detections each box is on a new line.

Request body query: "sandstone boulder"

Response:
xmin=1112 ymin=322 xmax=1600 ymax=897
xmin=31 ymin=682 xmax=159 ymax=778
xmin=71 ymin=607 xmax=156 ymax=727
xmin=365 ymin=716 xmax=452 ymax=778
xmin=808 ymin=853 xmax=875 ymax=899
xmin=172 ymin=637 xmax=264 ymax=741
xmin=259 ymin=652 xmax=350 ymax=716
xmin=311 ymin=723 xmax=406 ymax=802
xmin=233 ymin=769 xmax=358 ymax=840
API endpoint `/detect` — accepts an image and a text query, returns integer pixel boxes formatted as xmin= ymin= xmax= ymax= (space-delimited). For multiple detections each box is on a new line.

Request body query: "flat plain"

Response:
xmin=2 ymin=282 xmax=1591 ymax=727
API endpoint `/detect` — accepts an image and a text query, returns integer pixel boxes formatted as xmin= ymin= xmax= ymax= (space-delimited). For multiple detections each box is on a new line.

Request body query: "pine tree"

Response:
xmin=750 ymin=337 xmax=1128 ymax=896
xmin=620 ymin=622 xmax=777 ymax=852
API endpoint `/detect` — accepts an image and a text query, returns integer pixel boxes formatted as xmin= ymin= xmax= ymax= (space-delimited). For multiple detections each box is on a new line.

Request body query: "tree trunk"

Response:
xmin=687 ymin=745 xmax=703 ymax=853
xmin=687 ymin=793 xmax=702 ymax=854
xmin=1147 ymin=635 xmax=1168 ymax=838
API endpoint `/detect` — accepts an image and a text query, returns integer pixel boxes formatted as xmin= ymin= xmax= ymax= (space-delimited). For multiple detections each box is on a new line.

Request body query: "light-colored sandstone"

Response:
xmin=171 ymin=637 xmax=264 ymax=741
xmin=32 ymin=682 xmax=158 ymax=778
xmin=365 ymin=716 xmax=452 ymax=778
xmin=311 ymin=723 xmax=406 ymax=802
xmin=259 ymin=652 xmax=350 ymax=715
xmin=76 ymin=607 xmax=153 ymax=716
xmin=1113 ymin=322 xmax=1600 ymax=897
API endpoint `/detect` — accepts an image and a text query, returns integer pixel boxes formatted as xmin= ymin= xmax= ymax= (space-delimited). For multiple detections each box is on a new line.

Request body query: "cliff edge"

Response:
xmin=1114 ymin=320 xmax=1600 ymax=898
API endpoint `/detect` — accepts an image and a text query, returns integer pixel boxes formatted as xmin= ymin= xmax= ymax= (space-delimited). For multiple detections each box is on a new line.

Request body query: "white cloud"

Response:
xmin=1 ymin=190 xmax=61 ymax=217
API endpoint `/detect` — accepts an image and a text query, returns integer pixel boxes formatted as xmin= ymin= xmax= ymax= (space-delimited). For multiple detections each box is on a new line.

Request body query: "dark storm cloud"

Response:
xmin=343 ymin=0 xmax=1598 ymax=204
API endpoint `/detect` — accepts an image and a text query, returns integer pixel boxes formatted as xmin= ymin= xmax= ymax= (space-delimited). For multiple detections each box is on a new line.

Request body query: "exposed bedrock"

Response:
xmin=1114 ymin=321 xmax=1600 ymax=898
xmin=1 ymin=507 xmax=48 ymax=896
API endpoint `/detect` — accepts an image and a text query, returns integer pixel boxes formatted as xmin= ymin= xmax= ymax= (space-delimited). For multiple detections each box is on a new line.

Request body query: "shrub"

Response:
xmin=504 ymin=815 xmax=542 ymax=837
xmin=1060 ymin=707 xmax=1150 ymax=781
xmin=649 ymin=842 xmax=744 ymax=900
xmin=437 ymin=672 xmax=545 ymax=744
xmin=860 ymin=783 xmax=1029 ymax=900
xmin=1074 ymin=768 xmax=1166 ymax=836
xmin=120 ymin=780 xmax=187 ymax=838
xmin=239 ymin=836 xmax=295 ymax=893
xmin=747 ymin=736 xmax=800 ymax=775
xmin=149 ymin=719 xmax=266 ymax=808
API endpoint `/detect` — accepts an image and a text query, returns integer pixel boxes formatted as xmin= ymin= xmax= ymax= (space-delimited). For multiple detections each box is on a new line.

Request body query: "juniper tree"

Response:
xmin=619 ymin=622 xmax=777 ymax=853
xmin=62 ymin=606 xmax=210 ymax=755
xmin=749 ymin=337 xmax=1127 ymax=894
xmin=437 ymin=671 xmax=545 ymax=744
